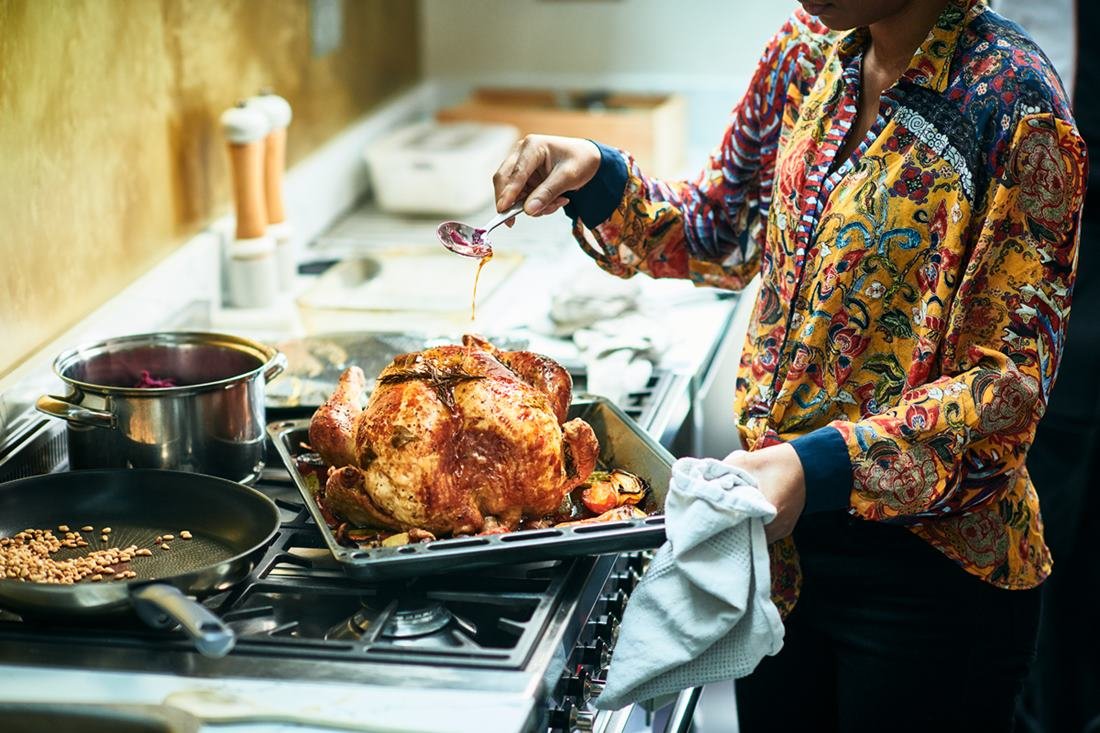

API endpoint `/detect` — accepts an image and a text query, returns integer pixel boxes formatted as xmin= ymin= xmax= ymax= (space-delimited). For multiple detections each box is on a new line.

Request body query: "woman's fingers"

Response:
xmin=493 ymin=135 xmax=600 ymax=216
xmin=492 ymin=146 xmax=523 ymax=210
xmin=525 ymin=164 xmax=578 ymax=216
xmin=493 ymin=136 xmax=547 ymax=212
xmin=538 ymin=196 xmax=571 ymax=217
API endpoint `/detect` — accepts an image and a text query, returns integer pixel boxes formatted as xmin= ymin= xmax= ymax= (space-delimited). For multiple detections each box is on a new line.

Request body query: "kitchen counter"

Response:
xmin=300 ymin=201 xmax=737 ymax=379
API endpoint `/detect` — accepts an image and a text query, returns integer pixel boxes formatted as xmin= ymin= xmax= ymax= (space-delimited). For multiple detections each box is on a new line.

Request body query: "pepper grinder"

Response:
xmin=220 ymin=102 xmax=277 ymax=308
xmin=247 ymin=91 xmax=295 ymax=290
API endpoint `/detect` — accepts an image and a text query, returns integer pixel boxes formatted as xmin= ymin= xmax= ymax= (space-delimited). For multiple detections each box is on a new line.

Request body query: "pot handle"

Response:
xmin=35 ymin=394 xmax=115 ymax=429
xmin=263 ymin=351 xmax=287 ymax=383
xmin=131 ymin=583 xmax=236 ymax=658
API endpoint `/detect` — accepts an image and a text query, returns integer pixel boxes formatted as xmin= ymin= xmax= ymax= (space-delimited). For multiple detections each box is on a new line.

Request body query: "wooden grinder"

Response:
xmin=247 ymin=91 xmax=295 ymax=288
xmin=220 ymin=103 xmax=277 ymax=307
xmin=221 ymin=103 xmax=270 ymax=239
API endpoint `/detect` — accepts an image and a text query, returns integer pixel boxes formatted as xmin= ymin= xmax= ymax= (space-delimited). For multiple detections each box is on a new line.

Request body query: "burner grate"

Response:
xmin=199 ymin=537 xmax=568 ymax=669
xmin=0 ymin=420 xmax=67 ymax=484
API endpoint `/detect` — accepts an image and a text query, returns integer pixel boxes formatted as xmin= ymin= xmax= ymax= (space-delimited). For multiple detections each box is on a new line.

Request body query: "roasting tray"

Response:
xmin=267 ymin=397 xmax=673 ymax=580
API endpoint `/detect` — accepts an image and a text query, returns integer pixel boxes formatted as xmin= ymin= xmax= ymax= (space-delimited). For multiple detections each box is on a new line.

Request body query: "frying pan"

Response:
xmin=0 ymin=469 xmax=280 ymax=658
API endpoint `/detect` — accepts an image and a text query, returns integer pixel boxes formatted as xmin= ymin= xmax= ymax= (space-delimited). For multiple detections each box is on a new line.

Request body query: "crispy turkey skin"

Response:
xmin=308 ymin=336 xmax=599 ymax=536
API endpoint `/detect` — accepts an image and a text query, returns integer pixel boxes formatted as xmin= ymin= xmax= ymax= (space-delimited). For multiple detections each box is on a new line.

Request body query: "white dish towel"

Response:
xmin=594 ymin=456 xmax=786 ymax=710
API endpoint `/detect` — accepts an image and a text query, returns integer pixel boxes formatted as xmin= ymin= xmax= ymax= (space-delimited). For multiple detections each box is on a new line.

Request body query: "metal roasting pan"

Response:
xmin=267 ymin=397 xmax=674 ymax=581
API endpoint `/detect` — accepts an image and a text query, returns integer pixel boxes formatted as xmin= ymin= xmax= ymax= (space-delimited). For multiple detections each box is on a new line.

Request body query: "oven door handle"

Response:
xmin=593 ymin=704 xmax=635 ymax=733
xmin=664 ymin=687 xmax=702 ymax=733
xmin=590 ymin=686 xmax=702 ymax=733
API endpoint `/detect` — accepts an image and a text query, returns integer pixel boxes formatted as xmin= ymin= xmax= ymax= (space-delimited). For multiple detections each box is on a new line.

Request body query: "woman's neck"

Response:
xmin=867 ymin=0 xmax=953 ymax=76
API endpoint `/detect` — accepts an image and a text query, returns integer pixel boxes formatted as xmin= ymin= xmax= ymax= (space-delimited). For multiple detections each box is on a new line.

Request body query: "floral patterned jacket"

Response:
xmin=565 ymin=0 xmax=1087 ymax=615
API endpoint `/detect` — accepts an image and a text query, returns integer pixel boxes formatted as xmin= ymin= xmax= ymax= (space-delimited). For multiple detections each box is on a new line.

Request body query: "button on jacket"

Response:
xmin=566 ymin=0 xmax=1087 ymax=615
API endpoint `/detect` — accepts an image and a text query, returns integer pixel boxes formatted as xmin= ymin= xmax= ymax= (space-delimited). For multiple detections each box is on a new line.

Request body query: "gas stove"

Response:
xmin=0 ymin=373 xmax=696 ymax=733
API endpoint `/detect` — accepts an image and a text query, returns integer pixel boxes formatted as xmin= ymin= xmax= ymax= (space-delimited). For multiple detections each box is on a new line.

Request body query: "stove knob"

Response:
xmin=558 ymin=667 xmax=590 ymax=699
xmin=574 ymin=709 xmax=597 ymax=731
xmin=593 ymin=613 xmax=619 ymax=643
xmin=625 ymin=552 xmax=650 ymax=575
xmin=577 ymin=636 xmax=609 ymax=668
xmin=612 ymin=568 xmax=641 ymax=594
xmin=600 ymin=588 xmax=628 ymax=619
xmin=548 ymin=698 xmax=576 ymax=731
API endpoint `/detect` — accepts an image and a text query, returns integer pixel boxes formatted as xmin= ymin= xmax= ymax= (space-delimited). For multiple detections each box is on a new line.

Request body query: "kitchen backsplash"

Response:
xmin=0 ymin=0 xmax=420 ymax=379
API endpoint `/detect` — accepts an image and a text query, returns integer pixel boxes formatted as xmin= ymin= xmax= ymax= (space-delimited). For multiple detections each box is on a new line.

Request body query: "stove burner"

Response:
xmin=325 ymin=594 xmax=455 ymax=642
xmin=325 ymin=604 xmax=378 ymax=641
xmin=383 ymin=600 xmax=454 ymax=639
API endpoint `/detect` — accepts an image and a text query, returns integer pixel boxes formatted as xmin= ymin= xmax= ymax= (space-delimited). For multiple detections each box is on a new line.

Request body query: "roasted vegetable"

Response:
xmin=407 ymin=528 xmax=436 ymax=542
xmin=579 ymin=469 xmax=648 ymax=514
xmin=381 ymin=532 xmax=410 ymax=547
xmin=555 ymin=505 xmax=646 ymax=528
xmin=581 ymin=481 xmax=618 ymax=514
xmin=608 ymin=469 xmax=647 ymax=506
xmin=347 ymin=527 xmax=383 ymax=542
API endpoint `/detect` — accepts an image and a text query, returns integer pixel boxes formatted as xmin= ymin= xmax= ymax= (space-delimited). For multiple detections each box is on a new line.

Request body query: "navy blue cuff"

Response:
xmin=563 ymin=141 xmax=629 ymax=229
xmin=789 ymin=426 xmax=853 ymax=515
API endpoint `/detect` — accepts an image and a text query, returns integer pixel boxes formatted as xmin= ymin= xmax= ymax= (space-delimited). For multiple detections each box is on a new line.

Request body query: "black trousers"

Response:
xmin=1016 ymin=418 xmax=1100 ymax=733
xmin=736 ymin=512 xmax=1041 ymax=733
xmin=1014 ymin=201 xmax=1100 ymax=733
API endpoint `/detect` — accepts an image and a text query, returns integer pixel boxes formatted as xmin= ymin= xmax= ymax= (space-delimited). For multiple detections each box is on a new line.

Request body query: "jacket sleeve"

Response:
xmin=792 ymin=114 xmax=1088 ymax=522
xmin=565 ymin=11 xmax=828 ymax=291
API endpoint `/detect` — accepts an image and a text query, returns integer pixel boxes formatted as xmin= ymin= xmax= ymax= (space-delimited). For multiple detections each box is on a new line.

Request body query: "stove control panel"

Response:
xmin=547 ymin=551 xmax=652 ymax=733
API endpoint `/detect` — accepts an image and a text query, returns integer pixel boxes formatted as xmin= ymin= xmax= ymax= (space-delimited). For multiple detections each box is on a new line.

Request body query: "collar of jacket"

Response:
xmin=835 ymin=0 xmax=987 ymax=93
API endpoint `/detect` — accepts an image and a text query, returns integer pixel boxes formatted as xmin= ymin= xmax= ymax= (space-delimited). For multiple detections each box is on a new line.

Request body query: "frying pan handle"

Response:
xmin=263 ymin=351 xmax=287 ymax=383
xmin=35 ymin=394 xmax=115 ymax=428
xmin=131 ymin=584 xmax=236 ymax=658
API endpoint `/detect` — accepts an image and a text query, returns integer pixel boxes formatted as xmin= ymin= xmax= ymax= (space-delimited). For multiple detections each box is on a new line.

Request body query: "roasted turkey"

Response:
xmin=308 ymin=336 xmax=599 ymax=536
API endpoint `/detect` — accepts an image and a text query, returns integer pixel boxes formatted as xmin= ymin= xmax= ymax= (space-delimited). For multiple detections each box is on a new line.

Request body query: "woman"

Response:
xmin=493 ymin=0 xmax=1086 ymax=730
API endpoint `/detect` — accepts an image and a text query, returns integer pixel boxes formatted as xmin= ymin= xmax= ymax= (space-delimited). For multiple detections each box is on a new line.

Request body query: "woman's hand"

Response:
xmin=724 ymin=444 xmax=807 ymax=544
xmin=492 ymin=135 xmax=602 ymax=220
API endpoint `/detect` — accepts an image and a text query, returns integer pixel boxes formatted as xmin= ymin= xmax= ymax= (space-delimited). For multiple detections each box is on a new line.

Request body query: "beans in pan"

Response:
xmin=0 ymin=527 xmax=177 ymax=584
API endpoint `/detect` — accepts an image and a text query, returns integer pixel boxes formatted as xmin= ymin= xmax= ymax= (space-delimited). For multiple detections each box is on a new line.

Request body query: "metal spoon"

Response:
xmin=437 ymin=203 xmax=525 ymax=258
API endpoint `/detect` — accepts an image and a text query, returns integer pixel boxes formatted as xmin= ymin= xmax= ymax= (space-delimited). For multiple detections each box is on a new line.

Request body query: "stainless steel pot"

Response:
xmin=35 ymin=332 xmax=286 ymax=483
